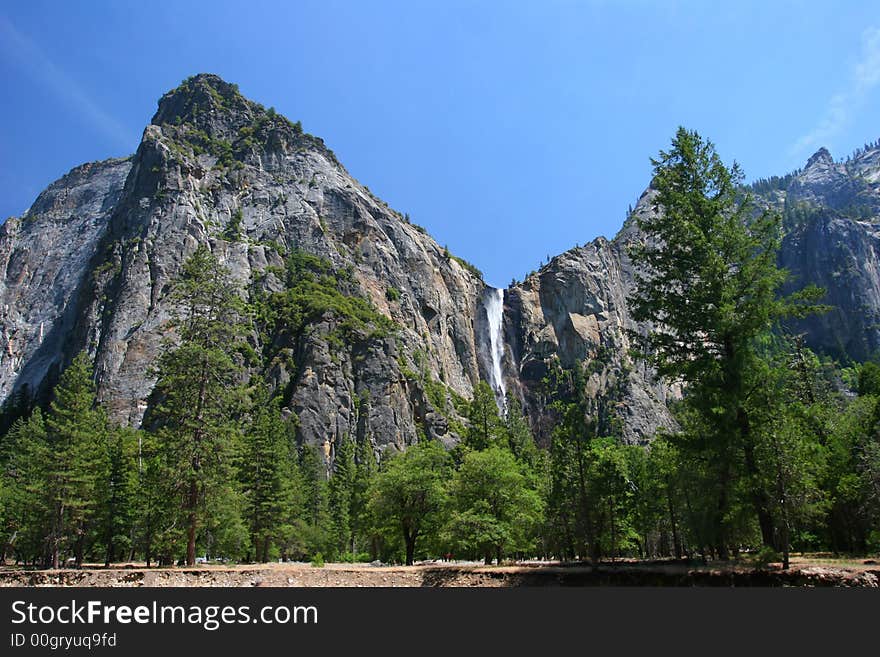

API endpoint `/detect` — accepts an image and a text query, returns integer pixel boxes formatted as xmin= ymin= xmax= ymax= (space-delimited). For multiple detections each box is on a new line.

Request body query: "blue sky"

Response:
xmin=1 ymin=1 xmax=878 ymax=287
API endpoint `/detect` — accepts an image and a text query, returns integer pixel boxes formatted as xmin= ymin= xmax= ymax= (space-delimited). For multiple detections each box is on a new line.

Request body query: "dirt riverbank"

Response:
xmin=1 ymin=558 xmax=878 ymax=587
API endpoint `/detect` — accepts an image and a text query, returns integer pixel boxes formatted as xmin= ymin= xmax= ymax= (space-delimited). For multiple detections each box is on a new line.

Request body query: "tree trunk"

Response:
xmin=105 ymin=532 xmax=114 ymax=567
xmin=74 ymin=529 xmax=85 ymax=568
xmin=666 ymin=484 xmax=682 ymax=559
xmin=403 ymin=525 xmax=417 ymax=566
xmin=186 ymin=479 xmax=198 ymax=566
xmin=51 ymin=500 xmax=64 ymax=569
xmin=738 ymin=407 xmax=776 ymax=549
xmin=716 ymin=463 xmax=730 ymax=561
xmin=609 ymin=500 xmax=616 ymax=562
xmin=405 ymin=538 xmax=415 ymax=566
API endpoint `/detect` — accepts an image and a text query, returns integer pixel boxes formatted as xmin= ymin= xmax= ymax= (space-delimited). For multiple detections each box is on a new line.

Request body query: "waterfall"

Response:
xmin=484 ymin=287 xmax=507 ymax=410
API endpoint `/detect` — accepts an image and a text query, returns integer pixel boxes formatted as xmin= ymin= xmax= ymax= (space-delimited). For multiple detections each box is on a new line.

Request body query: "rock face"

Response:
xmin=1 ymin=74 xmax=877 ymax=453
xmin=503 ymin=236 xmax=676 ymax=445
xmin=756 ymin=142 xmax=880 ymax=361
xmin=24 ymin=75 xmax=499 ymax=456
xmin=0 ymin=75 xmax=517 ymax=456
xmin=0 ymin=157 xmax=132 ymax=402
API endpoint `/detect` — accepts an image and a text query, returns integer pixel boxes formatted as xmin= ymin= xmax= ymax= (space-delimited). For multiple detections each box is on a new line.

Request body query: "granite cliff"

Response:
xmin=1 ymin=74 xmax=878 ymax=453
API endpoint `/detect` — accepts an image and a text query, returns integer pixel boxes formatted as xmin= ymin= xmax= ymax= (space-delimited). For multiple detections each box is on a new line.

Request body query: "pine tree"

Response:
xmin=133 ymin=431 xmax=179 ymax=566
xmin=503 ymin=395 xmax=541 ymax=467
xmin=299 ymin=442 xmax=331 ymax=558
xmin=96 ymin=427 xmax=138 ymax=566
xmin=584 ymin=439 xmax=637 ymax=560
xmin=239 ymin=384 xmax=299 ymax=562
xmin=629 ymin=127 xmax=824 ymax=556
xmin=545 ymin=366 xmax=601 ymax=560
xmin=642 ymin=436 xmax=685 ymax=559
xmin=465 ymin=381 xmax=503 ymax=451
xmin=0 ymin=409 xmax=48 ymax=564
xmin=149 ymin=245 xmax=248 ymax=566
xmin=351 ymin=434 xmax=377 ymax=558
xmin=328 ymin=435 xmax=355 ymax=558
xmin=43 ymin=352 xmax=109 ymax=568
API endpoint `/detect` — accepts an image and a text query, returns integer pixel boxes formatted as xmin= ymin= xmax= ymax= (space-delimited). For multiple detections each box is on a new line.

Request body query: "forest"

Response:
xmin=0 ymin=128 xmax=878 ymax=569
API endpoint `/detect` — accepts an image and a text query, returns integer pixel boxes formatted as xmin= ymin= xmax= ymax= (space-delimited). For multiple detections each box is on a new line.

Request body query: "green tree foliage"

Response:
xmin=502 ymin=395 xmax=541 ymax=468
xmin=369 ymin=440 xmax=450 ymax=565
xmin=858 ymin=362 xmax=880 ymax=397
xmin=0 ymin=409 xmax=49 ymax=564
xmin=824 ymin=393 xmax=880 ymax=552
xmin=298 ymin=443 xmax=331 ymax=559
xmin=96 ymin=427 xmax=138 ymax=566
xmin=131 ymin=430 xmax=179 ymax=566
xmin=583 ymin=438 xmax=639 ymax=560
xmin=351 ymin=434 xmax=378 ymax=558
xmin=465 ymin=381 xmax=503 ymax=451
xmin=635 ymin=436 xmax=685 ymax=559
xmin=446 ymin=446 xmax=543 ymax=564
xmin=0 ymin=354 xmax=128 ymax=568
xmin=149 ymin=245 xmax=249 ymax=565
xmin=238 ymin=383 xmax=300 ymax=562
xmin=328 ymin=435 xmax=355 ymax=558
xmin=543 ymin=364 xmax=616 ymax=561
xmin=5 ymin=135 xmax=880 ymax=571
xmin=255 ymin=251 xmax=395 ymax=352
xmin=0 ymin=384 xmax=34 ymax=443
xmin=224 ymin=208 xmax=244 ymax=242
xmin=629 ymin=127 xmax=824 ymax=558
xmin=545 ymin=385 xmax=642 ymax=562
xmin=43 ymin=352 xmax=111 ymax=568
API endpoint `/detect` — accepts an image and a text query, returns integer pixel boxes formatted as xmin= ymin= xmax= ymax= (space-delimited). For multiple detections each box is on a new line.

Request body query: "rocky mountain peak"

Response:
xmin=848 ymin=140 xmax=880 ymax=185
xmin=151 ymin=73 xmax=251 ymax=134
xmin=148 ymin=74 xmax=340 ymax=168
xmin=805 ymin=146 xmax=834 ymax=169
xmin=787 ymin=145 xmax=856 ymax=209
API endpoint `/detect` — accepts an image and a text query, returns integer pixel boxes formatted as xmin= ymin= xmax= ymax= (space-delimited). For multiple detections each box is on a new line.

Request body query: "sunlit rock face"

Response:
xmin=3 ymin=74 xmax=876 ymax=454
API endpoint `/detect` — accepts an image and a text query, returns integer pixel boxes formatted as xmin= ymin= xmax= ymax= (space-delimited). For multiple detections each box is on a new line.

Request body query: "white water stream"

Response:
xmin=484 ymin=287 xmax=507 ymax=410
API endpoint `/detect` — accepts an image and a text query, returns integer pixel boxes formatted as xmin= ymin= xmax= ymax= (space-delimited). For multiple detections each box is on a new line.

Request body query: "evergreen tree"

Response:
xmin=0 ymin=384 xmax=34 ymax=444
xmin=351 ymin=434 xmax=377 ymax=558
xmin=43 ymin=352 xmax=109 ymax=568
xmin=629 ymin=127 xmax=824 ymax=556
xmin=328 ymin=435 xmax=355 ymax=558
xmin=465 ymin=381 xmax=503 ymax=451
xmin=0 ymin=410 xmax=48 ymax=564
xmin=503 ymin=395 xmax=541 ymax=467
xmin=132 ymin=430 xmax=179 ymax=566
xmin=149 ymin=246 xmax=248 ymax=566
xmin=239 ymin=384 xmax=298 ymax=562
xmin=584 ymin=438 xmax=638 ymax=560
xmin=858 ymin=362 xmax=880 ymax=397
xmin=299 ymin=442 xmax=331 ymax=558
xmin=643 ymin=436 xmax=685 ymax=559
xmin=545 ymin=366 xmax=601 ymax=560
xmin=824 ymin=391 xmax=877 ymax=552
xmin=95 ymin=427 xmax=138 ymax=566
